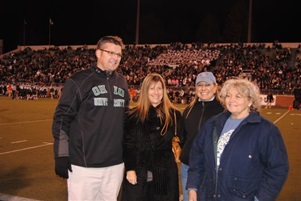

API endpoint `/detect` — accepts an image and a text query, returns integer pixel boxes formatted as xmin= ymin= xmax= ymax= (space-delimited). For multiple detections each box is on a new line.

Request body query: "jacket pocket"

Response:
xmin=228 ymin=175 xmax=260 ymax=199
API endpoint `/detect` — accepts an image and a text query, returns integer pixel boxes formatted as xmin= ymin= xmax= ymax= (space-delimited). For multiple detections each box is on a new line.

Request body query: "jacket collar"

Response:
xmin=92 ymin=64 xmax=115 ymax=78
xmin=214 ymin=111 xmax=261 ymax=128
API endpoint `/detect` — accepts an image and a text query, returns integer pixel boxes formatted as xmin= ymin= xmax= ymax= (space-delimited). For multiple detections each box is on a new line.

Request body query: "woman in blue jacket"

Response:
xmin=187 ymin=78 xmax=289 ymax=201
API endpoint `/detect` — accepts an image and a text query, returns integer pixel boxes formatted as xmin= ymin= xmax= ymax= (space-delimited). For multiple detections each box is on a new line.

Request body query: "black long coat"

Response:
xmin=122 ymin=106 xmax=181 ymax=201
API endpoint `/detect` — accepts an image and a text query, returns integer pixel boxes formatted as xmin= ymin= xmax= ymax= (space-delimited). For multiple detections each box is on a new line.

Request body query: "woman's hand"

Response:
xmin=188 ymin=189 xmax=197 ymax=201
xmin=126 ymin=170 xmax=137 ymax=185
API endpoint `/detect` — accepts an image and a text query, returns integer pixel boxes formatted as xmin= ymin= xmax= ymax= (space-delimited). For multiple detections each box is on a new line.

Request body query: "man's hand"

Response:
xmin=55 ymin=157 xmax=72 ymax=179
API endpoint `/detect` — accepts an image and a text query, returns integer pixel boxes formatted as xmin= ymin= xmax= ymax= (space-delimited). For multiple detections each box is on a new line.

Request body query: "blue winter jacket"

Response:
xmin=187 ymin=111 xmax=289 ymax=201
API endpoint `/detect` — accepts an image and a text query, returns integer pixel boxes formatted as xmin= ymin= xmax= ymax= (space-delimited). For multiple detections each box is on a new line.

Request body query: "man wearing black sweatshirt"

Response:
xmin=52 ymin=36 xmax=129 ymax=201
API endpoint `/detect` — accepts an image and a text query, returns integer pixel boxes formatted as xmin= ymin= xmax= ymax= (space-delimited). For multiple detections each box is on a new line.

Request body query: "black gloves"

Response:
xmin=55 ymin=157 xmax=72 ymax=179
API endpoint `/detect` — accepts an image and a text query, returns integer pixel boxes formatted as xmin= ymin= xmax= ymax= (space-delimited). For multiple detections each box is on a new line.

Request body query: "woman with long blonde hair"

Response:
xmin=122 ymin=73 xmax=182 ymax=201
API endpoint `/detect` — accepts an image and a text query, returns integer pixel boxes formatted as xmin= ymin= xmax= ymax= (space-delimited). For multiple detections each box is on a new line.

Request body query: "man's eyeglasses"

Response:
xmin=98 ymin=49 xmax=122 ymax=58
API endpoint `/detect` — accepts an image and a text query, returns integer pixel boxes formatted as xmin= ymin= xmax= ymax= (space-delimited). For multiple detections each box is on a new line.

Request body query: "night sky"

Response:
xmin=0 ymin=0 xmax=300 ymax=53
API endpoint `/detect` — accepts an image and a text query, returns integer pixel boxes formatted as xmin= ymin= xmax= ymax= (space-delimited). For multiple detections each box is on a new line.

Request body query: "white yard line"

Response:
xmin=0 ymin=142 xmax=53 ymax=155
xmin=11 ymin=140 xmax=28 ymax=144
xmin=273 ymin=110 xmax=290 ymax=124
xmin=0 ymin=119 xmax=52 ymax=126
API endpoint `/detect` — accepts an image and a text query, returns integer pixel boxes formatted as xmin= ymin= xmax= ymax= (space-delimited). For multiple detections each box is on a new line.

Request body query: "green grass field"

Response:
xmin=0 ymin=96 xmax=300 ymax=201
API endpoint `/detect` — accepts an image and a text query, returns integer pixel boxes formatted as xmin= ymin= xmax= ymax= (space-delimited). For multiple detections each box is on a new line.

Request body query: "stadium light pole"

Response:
xmin=23 ymin=19 xmax=26 ymax=46
xmin=49 ymin=23 xmax=51 ymax=46
xmin=49 ymin=18 xmax=54 ymax=46
xmin=135 ymin=0 xmax=140 ymax=45
xmin=247 ymin=0 xmax=252 ymax=43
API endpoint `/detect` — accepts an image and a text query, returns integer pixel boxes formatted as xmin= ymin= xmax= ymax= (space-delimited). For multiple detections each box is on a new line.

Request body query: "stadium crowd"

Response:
xmin=0 ymin=42 xmax=300 ymax=103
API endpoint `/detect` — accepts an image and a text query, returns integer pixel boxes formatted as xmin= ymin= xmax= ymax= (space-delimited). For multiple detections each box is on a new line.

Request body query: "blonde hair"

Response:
xmin=130 ymin=73 xmax=178 ymax=135
xmin=219 ymin=78 xmax=261 ymax=111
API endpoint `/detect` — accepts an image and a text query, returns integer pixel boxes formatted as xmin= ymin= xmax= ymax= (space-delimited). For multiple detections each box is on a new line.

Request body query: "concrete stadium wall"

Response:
xmin=275 ymin=95 xmax=295 ymax=108
xmin=15 ymin=42 xmax=301 ymax=51
xmin=260 ymin=94 xmax=294 ymax=108
xmin=17 ymin=45 xmax=97 ymax=51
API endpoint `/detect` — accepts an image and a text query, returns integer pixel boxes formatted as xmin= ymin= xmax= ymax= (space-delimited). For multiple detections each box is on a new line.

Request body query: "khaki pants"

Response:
xmin=68 ymin=163 xmax=124 ymax=201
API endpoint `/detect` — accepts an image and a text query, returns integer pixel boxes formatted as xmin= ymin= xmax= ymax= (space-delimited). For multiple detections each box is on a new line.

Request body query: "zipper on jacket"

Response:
xmin=106 ymin=78 xmax=113 ymax=103
xmin=197 ymin=101 xmax=205 ymax=130
xmin=213 ymin=126 xmax=219 ymax=197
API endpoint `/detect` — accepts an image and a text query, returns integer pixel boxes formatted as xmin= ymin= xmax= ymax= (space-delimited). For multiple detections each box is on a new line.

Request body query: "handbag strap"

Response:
xmin=174 ymin=110 xmax=177 ymax=136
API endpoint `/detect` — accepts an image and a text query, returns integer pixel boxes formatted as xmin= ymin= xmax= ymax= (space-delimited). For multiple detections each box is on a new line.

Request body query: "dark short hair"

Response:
xmin=96 ymin=36 xmax=124 ymax=49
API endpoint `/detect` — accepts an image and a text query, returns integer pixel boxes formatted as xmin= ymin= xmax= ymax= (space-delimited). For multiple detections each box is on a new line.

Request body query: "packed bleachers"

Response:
xmin=0 ymin=42 xmax=300 ymax=104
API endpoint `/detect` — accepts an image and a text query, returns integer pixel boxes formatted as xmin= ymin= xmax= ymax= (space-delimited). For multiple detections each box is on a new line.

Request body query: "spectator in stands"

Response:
xmin=52 ymin=36 xmax=129 ymax=201
xmin=1 ymin=42 xmax=301 ymax=99
xmin=122 ymin=73 xmax=182 ymax=201
xmin=187 ymin=78 xmax=289 ymax=201
xmin=179 ymin=72 xmax=224 ymax=201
